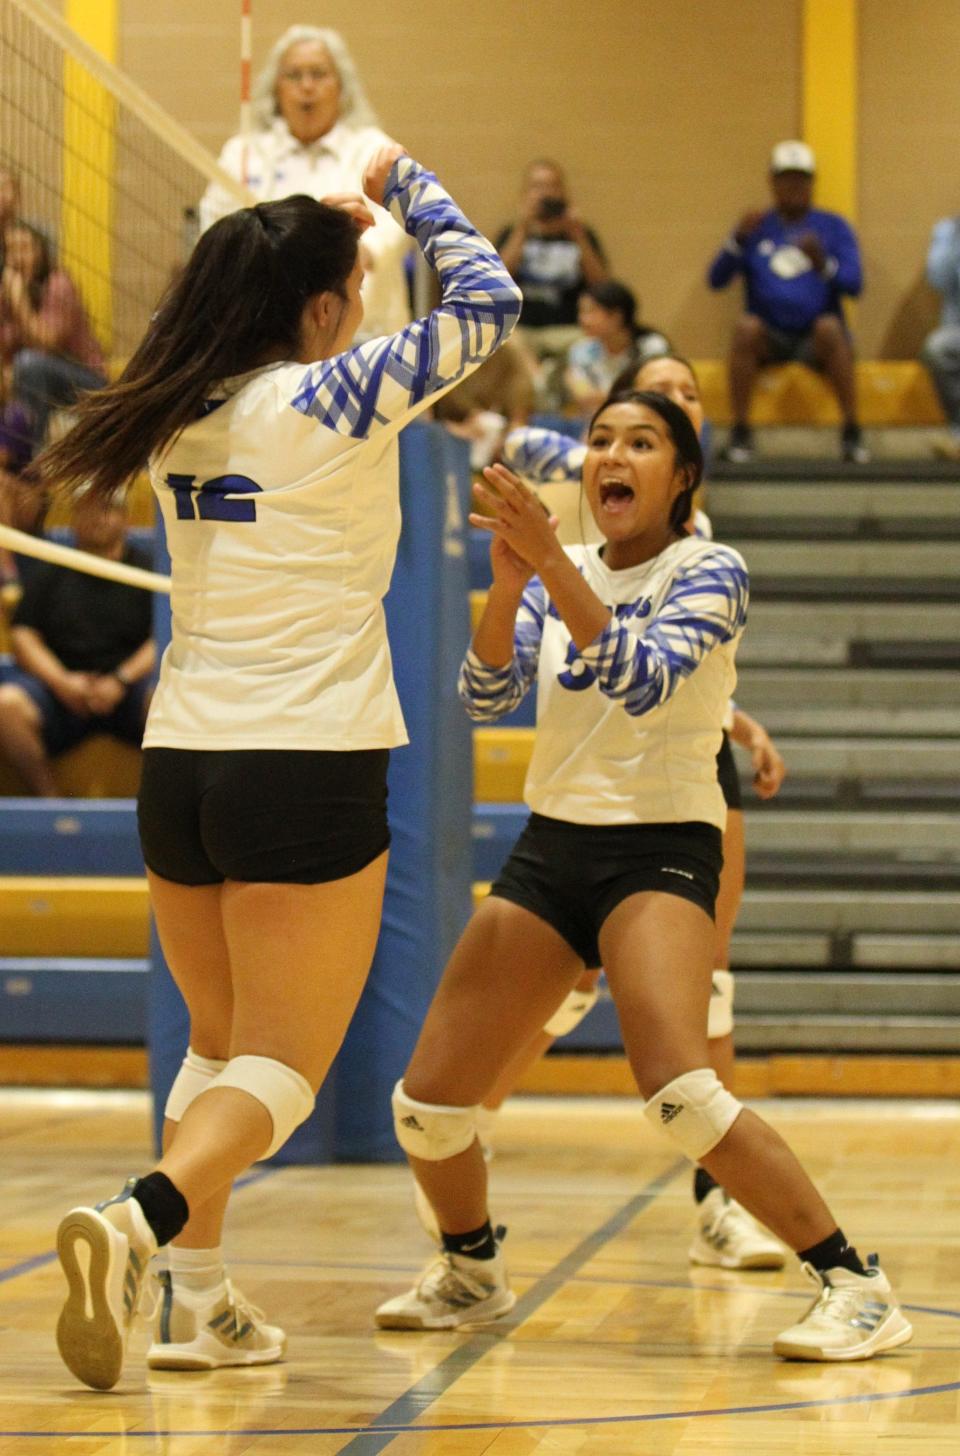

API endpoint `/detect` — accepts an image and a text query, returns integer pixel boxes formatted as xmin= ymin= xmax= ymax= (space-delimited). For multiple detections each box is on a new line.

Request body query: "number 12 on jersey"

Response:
xmin=165 ymin=474 xmax=262 ymax=522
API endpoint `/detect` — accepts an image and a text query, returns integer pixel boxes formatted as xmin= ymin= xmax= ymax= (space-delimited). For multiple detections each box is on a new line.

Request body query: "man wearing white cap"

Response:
xmin=708 ymin=140 xmax=868 ymax=464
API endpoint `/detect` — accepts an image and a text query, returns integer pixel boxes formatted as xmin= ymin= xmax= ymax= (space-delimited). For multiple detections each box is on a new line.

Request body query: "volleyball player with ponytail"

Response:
xmin=41 ymin=142 xmax=521 ymax=1390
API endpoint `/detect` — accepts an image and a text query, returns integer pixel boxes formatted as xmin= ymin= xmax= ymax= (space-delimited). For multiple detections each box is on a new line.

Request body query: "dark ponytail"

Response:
xmin=588 ymin=388 xmax=703 ymax=531
xmin=39 ymin=194 xmax=359 ymax=501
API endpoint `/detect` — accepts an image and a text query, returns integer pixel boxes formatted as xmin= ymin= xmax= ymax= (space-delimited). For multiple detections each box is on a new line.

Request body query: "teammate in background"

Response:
xmin=40 ymin=144 xmax=521 ymax=1390
xmin=495 ymin=353 xmax=787 ymax=1271
xmin=377 ymin=391 xmax=910 ymax=1363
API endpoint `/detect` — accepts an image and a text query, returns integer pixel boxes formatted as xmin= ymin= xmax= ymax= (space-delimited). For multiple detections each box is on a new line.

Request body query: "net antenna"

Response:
xmin=239 ymin=0 xmax=253 ymax=188
xmin=2 ymin=0 xmax=254 ymax=362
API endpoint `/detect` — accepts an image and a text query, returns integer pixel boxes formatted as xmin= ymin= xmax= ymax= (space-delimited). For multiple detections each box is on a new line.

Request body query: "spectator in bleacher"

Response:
xmin=0 ymin=219 xmax=106 ymax=458
xmin=0 ymin=493 xmax=153 ymax=795
xmin=495 ymin=160 xmax=608 ymax=404
xmin=708 ymin=141 xmax=868 ymax=465
xmin=199 ymin=25 xmax=410 ymax=341
xmin=921 ymin=215 xmax=960 ymax=459
xmin=564 ymin=281 xmax=670 ymax=417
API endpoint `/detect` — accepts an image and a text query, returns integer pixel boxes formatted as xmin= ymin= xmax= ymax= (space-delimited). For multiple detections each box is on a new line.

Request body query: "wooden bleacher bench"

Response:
xmin=692 ymin=358 xmax=944 ymax=427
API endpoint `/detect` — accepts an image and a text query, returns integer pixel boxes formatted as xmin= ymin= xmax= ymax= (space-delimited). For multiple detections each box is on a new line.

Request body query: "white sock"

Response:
xmin=168 ymin=1245 xmax=226 ymax=1297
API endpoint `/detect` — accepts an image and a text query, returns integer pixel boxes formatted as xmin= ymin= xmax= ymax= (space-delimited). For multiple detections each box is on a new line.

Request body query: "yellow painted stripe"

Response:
xmin=474 ymin=726 xmax=533 ymax=802
xmin=802 ymin=0 xmax=857 ymax=220
xmin=0 ymin=876 xmax=148 ymax=957
xmin=62 ymin=1 xmax=118 ymax=349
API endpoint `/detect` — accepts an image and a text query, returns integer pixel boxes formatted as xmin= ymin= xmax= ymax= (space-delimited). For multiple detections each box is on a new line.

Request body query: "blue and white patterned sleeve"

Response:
xmin=503 ymin=427 xmax=587 ymax=484
xmin=291 ymin=157 xmax=522 ymax=438
xmin=577 ymin=546 xmax=749 ymax=717
xmin=458 ymin=578 xmax=546 ymax=722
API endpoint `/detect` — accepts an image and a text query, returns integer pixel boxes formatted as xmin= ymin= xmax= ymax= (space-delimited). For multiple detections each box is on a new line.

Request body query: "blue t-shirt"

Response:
xmin=708 ymin=208 xmax=862 ymax=332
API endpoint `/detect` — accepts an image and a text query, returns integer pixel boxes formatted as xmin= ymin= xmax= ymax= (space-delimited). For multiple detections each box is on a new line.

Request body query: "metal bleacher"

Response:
xmin=471 ymin=458 xmax=960 ymax=1055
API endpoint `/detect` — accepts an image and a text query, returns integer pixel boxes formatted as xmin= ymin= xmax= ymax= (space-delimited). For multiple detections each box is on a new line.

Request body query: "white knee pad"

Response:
xmin=164 ymin=1046 xmax=228 ymax=1123
xmin=643 ymin=1067 xmax=742 ymax=1160
xmin=708 ymin=970 xmax=735 ymax=1040
xmin=207 ymin=1055 xmax=315 ymax=1158
xmin=544 ymin=986 xmax=599 ymax=1038
xmin=392 ymin=1080 xmax=478 ymax=1161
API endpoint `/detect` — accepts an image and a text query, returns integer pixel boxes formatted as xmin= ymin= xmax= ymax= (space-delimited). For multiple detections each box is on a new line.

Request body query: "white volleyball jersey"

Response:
xmin=143 ymin=158 xmax=521 ymax=752
xmin=460 ymin=537 xmax=748 ymax=828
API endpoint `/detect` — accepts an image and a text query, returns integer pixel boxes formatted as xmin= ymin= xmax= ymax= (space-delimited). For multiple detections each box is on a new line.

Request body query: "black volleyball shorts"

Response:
xmin=138 ymin=747 xmax=390 ymax=885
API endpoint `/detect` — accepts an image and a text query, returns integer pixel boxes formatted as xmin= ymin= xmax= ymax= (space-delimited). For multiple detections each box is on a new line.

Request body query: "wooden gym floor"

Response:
xmin=0 ymin=1090 xmax=958 ymax=1455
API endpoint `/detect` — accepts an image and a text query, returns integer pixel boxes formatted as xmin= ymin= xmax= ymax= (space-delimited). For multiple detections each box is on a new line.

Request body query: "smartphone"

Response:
xmin=538 ymin=197 xmax=567 ymax=221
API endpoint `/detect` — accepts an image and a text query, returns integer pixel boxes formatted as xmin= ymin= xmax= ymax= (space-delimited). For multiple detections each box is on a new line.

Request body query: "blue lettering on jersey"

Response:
xmin=554 ymin=596 xmax=652 ymax=692
xmin=163 ymin=473 xmax=262 ymax=522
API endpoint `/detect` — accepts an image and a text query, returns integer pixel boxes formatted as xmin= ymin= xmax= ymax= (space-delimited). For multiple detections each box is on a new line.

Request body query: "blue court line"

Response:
xmin=2 ymin=1379 xmax=958 ymax=1441
xmin=335 ymin=1157 xmax=689 ymax=1456
xmin=0 ymin=1164 xmax=279 ymax=1287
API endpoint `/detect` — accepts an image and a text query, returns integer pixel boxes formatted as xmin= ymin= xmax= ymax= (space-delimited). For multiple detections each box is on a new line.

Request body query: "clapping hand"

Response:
xmin=471 ymin=464 xmax=559 ymax=581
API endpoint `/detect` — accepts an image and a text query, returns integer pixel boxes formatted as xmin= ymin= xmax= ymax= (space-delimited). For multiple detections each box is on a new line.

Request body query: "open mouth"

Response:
xmin=598 ymin=479 xmax=635 ymax=512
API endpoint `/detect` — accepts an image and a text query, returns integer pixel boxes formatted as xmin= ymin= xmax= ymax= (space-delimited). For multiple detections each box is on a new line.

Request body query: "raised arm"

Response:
xmin=575 ymin=546 xmax=749 ymax=716
xmin=503 ymin=427 xmax=586 ymax=484
xmin=291 ymin=156 xmax=522 ymax=439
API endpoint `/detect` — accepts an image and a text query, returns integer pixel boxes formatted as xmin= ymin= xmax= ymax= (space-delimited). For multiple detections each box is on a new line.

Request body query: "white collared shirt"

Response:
xmin=200 ymin=119 xmax=412 ymax=339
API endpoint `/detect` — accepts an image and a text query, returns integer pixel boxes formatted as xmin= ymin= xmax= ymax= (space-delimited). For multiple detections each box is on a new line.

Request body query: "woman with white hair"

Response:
xmin=199 ymin=26 xmax=411 ymax=339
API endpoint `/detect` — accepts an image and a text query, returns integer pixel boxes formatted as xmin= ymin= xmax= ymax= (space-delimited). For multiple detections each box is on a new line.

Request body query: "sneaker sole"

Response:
xmin=689 ymin=1245 xmax=787 ymax=1271
xmin=146 ymin=1338 xmax=286 ymax=1371
xmin=375 ymin=1288 xmax=516 ymax=1331
xmin=56 ymin=1209 xmax=125 ymax=1390
xmin=774 ymin=1310 xmax=913 ymax=1362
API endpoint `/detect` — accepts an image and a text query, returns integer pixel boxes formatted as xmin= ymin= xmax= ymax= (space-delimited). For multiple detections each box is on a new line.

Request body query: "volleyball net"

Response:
xmin=1 ymin=0 xmax=252 ymax=566
xmin=2 ymin=0 xmax=251 ymax=361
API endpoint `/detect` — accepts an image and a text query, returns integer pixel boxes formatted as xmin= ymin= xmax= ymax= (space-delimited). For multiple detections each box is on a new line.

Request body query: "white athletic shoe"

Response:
xmin=773 ymin=1256 xmax=913 ymax=1361
xmin=147 ymin=1270 xmax=286 ymax=1370
xmin=375 ymin=1245 xmax=516 ymax=1330
xmin=689 ymin=1188 xmax=787 ymax=1271
xmin=56 ymin=1179 xmax=158 ymax=1390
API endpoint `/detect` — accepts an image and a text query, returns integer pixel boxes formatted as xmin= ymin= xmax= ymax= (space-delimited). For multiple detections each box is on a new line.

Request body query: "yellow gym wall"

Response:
xmin=112 ymin=0 xmax=952 ymax=361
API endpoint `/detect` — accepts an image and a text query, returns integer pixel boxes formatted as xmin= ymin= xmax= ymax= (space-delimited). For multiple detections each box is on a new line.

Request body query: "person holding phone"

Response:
xmin=495 ymin=160 xmax=608 ymax=404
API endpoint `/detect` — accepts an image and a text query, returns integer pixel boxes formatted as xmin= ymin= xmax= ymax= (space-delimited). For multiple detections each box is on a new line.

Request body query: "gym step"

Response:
xmin=735 ymin=889 xmax=960 ymax=936
xmin=734 ymin=668 xmax=960 ymax=710
xmin=735 ymin=969 xmax=960 ymax=1011
xmin=743 ymin=855 xmax=960 ymax=891
xmin=686 ymin=540 xmax=956 ymax=584
xmin=746 ymin=576 xmax=958 ymax=603
xmin=709 ymin=480 xmax=960 ymax=532
xmin=0 ymin=799 xmax=142 ymax=875
xmin=0 ymin=877 xmax=149 ymax=957
xmin=0 ymin=957 xmax=148 ymax=1043
xmin=730 ymin=932 xmax=960 ymax=972
xmin=741 ymin=601 xmax=960 ymax=666
xmin=731 ymin=705 xmax=959 ymax=736
xmin=709 ymin=458 xmax=960 ymax=483
xmin=731 ymin=1015 xmax=960 ymax=1054
xmin=742 ymin=810 xmax=960 ymax=858
xmin=743 ymin=737 xmax=960 ymax=781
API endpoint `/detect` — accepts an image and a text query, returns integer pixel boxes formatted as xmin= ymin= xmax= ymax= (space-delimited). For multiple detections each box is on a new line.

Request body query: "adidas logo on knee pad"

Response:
xmin=401 ymin=1114 xmax=424 ymax=1131
xmin=660 ymin=1102 xmax=683 ymax=1124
